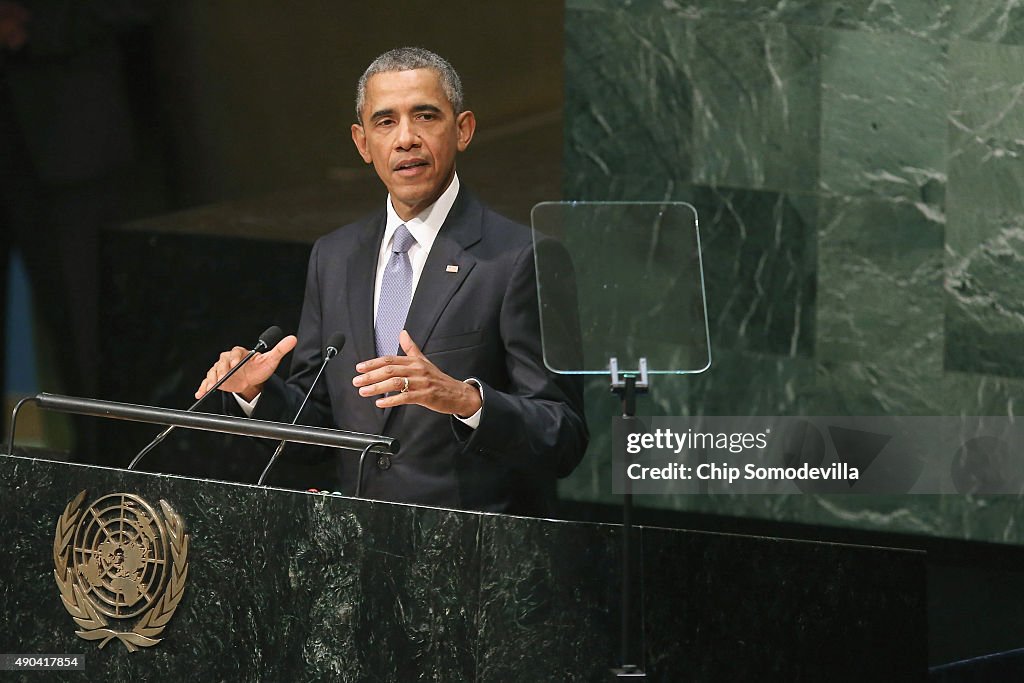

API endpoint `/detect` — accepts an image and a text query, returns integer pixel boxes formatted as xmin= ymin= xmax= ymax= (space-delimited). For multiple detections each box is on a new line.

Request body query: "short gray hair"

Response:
xmin=355 ymin=47 xmax=464 ymax=121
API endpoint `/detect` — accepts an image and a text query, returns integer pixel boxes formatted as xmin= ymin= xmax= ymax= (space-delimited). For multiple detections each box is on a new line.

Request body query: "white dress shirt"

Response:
xmin=373 ymin=171 xmax=459 ymax=321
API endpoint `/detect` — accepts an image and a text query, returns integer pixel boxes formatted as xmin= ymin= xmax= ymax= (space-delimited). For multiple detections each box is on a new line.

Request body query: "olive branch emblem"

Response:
xmin=53 ymin=490 xmax=189 ymax=652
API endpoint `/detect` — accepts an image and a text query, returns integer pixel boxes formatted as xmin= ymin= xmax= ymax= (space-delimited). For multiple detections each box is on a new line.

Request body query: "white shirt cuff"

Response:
xmin=233 ymin=392 xmax=261 ymax=417
xmin=454 ymin=378 xmax=483 ymax=429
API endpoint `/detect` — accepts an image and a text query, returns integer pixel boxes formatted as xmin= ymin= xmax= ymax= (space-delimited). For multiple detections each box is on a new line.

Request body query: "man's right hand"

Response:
xmin=195 ymin=335 xmax=297 ymax=402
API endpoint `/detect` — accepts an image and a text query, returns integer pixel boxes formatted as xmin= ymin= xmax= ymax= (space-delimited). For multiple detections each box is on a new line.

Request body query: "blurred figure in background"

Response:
xmin=0 ymin=1 xmax=156 ymax=454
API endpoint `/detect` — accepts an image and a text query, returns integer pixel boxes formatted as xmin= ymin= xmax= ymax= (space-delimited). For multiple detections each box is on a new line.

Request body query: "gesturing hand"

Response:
xmin=194 ymin=335 xmax=298 ymax=402
xmin=353 ymin=330 xmax=482 ymax=417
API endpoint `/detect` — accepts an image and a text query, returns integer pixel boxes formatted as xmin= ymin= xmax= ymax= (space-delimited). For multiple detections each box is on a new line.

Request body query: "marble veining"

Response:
xmin=690 ymin=20 xmax=821 ymax=193
xmin=0 ymin=455 xmax=927 ymax=681
xmin=819 ymin=29 xmax=948 ymax=204
xmin=563 ymin=0 xmax=1024 ymax=546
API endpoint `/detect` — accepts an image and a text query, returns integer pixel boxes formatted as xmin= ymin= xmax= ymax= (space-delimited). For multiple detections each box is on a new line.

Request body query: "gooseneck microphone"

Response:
xmin=127 ymin=325 xmax=286 ymax=471
xmin=257 ymin=332 xmax=346 ymax=486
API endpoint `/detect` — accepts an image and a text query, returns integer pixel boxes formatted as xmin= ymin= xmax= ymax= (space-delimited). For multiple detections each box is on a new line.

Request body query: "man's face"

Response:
xmin=351 ymin=68 xmax=476 ymax=220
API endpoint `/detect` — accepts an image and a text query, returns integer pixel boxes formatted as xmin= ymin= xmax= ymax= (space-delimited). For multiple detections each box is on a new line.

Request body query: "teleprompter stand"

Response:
xmin=531 ymin=201 xmax=712 ymax=680
xmin=609 ymin=358 xmax=649 ymax=680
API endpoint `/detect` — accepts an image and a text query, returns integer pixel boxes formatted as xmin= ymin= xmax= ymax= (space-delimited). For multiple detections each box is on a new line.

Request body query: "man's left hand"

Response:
xmin=353 ymin=330 xmax=482 ymax=417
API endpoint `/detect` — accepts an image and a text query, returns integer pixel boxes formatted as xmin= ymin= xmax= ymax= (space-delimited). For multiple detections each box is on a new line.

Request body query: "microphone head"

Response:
xmin=325 ymin=332 xmax=346 ymax=359
xmin=257 ymin=325 xmax=285 ymax=351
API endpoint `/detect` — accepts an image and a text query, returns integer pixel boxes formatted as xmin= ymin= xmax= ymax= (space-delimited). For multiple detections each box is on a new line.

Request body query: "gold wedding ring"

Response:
xmin=401 ymin=377 xmax=410 ymax=393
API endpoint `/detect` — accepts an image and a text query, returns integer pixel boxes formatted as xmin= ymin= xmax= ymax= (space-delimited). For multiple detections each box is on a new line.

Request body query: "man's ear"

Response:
xmin=351 ymin=123 xmax=372 ymax=164
xmin=455 ymin=110 xmax=476 ymax=152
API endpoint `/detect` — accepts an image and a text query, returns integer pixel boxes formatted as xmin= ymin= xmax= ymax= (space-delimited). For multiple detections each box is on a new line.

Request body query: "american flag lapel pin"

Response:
xmin=446 ymin=265 xmax=459 ymax=273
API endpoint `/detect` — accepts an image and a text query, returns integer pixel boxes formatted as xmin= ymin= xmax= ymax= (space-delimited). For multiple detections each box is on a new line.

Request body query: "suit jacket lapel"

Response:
xmin=346 ymin=212 xmax=388 ymax=434
xmin=403 ymin=188 xmax=480 ymax=351
xmin=346 ymin=212 xmax=386 ymax=364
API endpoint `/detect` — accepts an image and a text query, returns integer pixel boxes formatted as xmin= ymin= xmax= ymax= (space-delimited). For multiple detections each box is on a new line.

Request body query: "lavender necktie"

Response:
xmin=375 ymin=224 xmax=416 ymax=356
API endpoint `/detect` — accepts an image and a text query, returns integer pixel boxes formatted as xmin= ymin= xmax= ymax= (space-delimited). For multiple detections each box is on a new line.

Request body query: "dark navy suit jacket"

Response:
xmin=253 ymin=187 xmax=588 ymax=515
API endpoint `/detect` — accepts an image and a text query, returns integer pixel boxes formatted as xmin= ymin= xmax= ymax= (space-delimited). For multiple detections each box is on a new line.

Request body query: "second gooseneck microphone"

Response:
xmin=257 ymin=332 xmax=346 ymax=486
xmin=127 ymin=325 xmax=286 ymax=471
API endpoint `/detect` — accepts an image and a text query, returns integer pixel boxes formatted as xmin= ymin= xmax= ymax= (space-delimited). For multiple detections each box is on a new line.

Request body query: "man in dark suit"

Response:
xmin=197 ymin=47 xmax=587 ymax=515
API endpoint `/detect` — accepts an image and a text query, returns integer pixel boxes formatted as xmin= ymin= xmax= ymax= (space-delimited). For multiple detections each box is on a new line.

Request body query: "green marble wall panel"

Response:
xmin=816 ymin=197 xmax=945 ymax=371
xmin=558 ymin=178 xmax=817 ymax=357
xmin=693 ymin=187 xmax=817 ymax=356
xmin=611 ymin=361 xmax=1024 ymax=541
xmin=690 ymin=20 xmax=821 ymax=193
xmin=941 ymin=369 xmax=1024 ymax=414
xmin=563 ymin=171 xmax=693 ymax=204
xmin=945 ymin=39 xmax=1024 ymax=378
xmin=568 ymin=0 xmax=949 ymax=39
xmin=819 ymin=30 xmax=948 ymax=203
xmin=563 ymin=0 xmax=1024 ymax=546
xmin=559 ymin=351 xmax=817 ymax=508
xmin=946 ymin=206 xmax=1024 ymax=377
xmin=821 ymin=0 xmax=952 ymax=38
xmin=564 ymin=7 xmax=692 ymax=185
xmin=952 ymin=1 xmax=1024 ymax=44
xmin=946 ymin=39 xmax=1024 ymax=217
xmin=551 ymin=181 xmax=818 ymax=508
xmin=687 ymin=348 xmax=816 ymax=415
xmin=806 ymin=361 xmax=952 ymax=415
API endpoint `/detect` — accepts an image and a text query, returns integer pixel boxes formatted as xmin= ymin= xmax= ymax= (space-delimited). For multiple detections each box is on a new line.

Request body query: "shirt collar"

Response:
xmin=383 ymin=172 xmax=460 ymax=253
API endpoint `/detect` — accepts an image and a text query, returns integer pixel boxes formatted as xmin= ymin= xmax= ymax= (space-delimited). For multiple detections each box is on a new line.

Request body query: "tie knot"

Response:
xmin=391 ymin=225 xmax=416 ymax=254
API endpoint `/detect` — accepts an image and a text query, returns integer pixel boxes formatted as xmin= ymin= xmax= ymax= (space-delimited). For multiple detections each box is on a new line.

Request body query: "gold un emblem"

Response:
xmin=53 ymin=491 xmax=189 ymax=651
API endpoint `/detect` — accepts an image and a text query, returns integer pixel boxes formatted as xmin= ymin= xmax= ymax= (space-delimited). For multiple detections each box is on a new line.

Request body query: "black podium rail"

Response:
xmin=7 ymin=392 xmax=398 ymax=458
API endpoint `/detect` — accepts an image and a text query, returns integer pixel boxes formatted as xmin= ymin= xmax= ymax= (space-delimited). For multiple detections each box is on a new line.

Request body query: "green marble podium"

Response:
xmin=0 ymin=452 xmax=924 ymax=681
